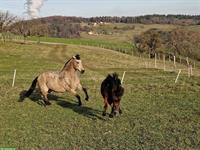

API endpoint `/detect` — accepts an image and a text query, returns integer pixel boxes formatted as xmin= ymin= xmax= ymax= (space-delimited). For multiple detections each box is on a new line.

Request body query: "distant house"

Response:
xmin=88 ymin=31 xmax=94 ymax=35
xmin=88 ymin=31 xmax=98 ymax=36
xmin=93 ymin=23 xmax=97 ymax=26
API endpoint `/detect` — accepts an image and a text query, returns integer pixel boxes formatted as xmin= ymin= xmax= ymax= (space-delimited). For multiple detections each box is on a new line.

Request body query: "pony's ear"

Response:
xmin=75 ymin=54 xmax=80 ymax=60
xmin=72 ymin=56 xmax=76 ymax=59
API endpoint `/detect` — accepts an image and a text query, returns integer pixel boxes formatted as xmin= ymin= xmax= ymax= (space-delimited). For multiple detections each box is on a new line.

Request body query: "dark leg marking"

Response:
xmin=119 ymin=108 xmax=122 ymax=114
xmin=83 ymin=87 xmax=89 ymax=101
xmin=109 ymin=106 xmax=115 ymax=118
xmin=76 ymin=94 xmax=82 ymax=106
xmin=102 ymin=97 xmax=108 ymax=116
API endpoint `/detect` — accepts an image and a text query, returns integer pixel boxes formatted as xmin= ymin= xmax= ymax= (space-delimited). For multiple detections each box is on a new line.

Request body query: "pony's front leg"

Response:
xmin=102 ymin=96 xmax=108 ymax=116
xmin=69 ymin=89 xmax=82 ymax=106
xmin=75 ymin=94 xmax=82 ymax=106
xmin=78 ymin=84 xmax=89 ymax=101
xmin=82 ymin=87 xmax=89 ymax=101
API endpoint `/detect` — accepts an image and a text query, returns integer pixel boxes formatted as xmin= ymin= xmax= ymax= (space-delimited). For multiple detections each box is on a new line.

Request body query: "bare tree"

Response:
xmin=12 ymin=19 xmax=30 ymax=42
xmin=30 ymin=20 xmax=49 ymax=43
xmin=0 ymin=11 xmax=17 ymax=42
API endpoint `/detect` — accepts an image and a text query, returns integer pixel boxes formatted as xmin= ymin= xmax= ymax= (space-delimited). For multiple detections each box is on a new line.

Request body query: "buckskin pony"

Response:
xmin=22 ymin=54 xmax=89 ymax=106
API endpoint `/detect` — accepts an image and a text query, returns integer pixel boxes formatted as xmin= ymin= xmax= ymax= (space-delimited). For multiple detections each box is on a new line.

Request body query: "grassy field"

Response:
xmin=26 ymin=36 xmax=134 ymax=55
xmin=0 ymin=42 xmax=200 ymax=149
xmin=82 ymin=23 xmax=178 ymax=43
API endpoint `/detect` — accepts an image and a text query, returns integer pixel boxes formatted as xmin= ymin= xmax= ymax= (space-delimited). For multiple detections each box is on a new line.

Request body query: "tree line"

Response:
xmin=134 ymin=28 xmax=200 ymax=61
xmin=89 ymin=15 xmax=200 ymax=25
xmin=33 ymin=14 xmax=200 ymax=25
xmin=1 ymin=11 xmax=200 ymax=41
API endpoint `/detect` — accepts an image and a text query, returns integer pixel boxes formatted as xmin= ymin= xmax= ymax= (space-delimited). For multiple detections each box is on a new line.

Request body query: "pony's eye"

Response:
xmin=77 ymin=61 xmax=80 ymax=64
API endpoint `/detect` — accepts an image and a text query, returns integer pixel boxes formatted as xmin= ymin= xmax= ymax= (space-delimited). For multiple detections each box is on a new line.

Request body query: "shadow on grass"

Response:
xmin=56 ymin=99 xmax=104 ymax=120
xmin=19 ymin=90 xmax=46 ymax=106
xmin=19 ymin=90 xmax=104 ymax=120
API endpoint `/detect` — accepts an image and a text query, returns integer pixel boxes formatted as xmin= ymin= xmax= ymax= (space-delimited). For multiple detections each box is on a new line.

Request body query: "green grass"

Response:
xmin=26 ymin=36 xmax=135 ymax=55
xmin=0 ymin=42 xmax=200 ymax=149
xmin=185 ymin=25 xmax=200 ymax=31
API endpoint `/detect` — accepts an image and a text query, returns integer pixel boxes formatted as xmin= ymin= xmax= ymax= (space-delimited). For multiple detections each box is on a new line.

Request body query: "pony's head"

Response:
xmin=72 ymin=54 xmax=85 ymax=74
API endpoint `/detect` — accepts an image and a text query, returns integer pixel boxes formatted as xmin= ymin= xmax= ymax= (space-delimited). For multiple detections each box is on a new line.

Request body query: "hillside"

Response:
xmin=0 ymin=42 xmax=200 ymax=149
xmin=0 ymin=12 xmax=197 ymax=62
xmin=8 ymin=16 xmax=200 ymax=61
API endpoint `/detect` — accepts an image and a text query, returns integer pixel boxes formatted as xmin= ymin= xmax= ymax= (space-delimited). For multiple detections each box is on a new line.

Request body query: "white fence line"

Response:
xmin=0 ymin=68 xmax=199 ymax=88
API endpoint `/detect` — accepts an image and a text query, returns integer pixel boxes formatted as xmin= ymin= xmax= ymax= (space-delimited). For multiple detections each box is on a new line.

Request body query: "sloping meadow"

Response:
xmin=0 ymin=42 xmax=199 ymax=149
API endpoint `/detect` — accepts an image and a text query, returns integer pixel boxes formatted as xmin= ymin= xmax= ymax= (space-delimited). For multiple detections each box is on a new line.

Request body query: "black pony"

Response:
xmin=101 ymin=73 xmax=124 ymax=117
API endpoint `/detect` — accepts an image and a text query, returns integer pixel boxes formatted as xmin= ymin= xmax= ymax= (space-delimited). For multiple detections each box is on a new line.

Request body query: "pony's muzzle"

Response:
xmin=81 ymin=70 xmax=85 ymax=74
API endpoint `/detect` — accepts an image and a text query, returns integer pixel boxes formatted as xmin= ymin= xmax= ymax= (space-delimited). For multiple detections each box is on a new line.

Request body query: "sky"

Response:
xmin=0 ymin=0 xmax=200 ymax=18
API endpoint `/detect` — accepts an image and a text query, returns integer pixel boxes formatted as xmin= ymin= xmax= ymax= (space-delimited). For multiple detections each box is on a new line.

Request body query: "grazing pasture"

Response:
xmin=0 ymin=42 xmax=200 ymax=149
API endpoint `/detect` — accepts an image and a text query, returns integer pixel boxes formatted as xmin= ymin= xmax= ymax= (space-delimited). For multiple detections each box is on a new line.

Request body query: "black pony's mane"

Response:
xmin=102 ymin=72 xmax=124 ymax=98
xmin=106 ymin=73 xmax=121 ymax=85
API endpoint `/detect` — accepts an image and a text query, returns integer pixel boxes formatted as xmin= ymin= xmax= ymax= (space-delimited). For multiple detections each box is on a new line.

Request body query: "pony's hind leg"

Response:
xmin=38 ymin=79 xmax=51 ymax=106
xmin=40 ymin=89 xmax=51 ymax=105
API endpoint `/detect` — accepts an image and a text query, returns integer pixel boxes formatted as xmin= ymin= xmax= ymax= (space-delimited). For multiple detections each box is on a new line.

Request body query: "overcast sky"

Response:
xmin=0 ymin=0 xmax=200 ymax=18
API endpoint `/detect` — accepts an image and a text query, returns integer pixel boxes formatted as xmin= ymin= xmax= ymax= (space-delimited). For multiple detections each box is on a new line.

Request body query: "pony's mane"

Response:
xmin=106 ymin=73 xmax=121 ymax=85
xmin=61 ymin=54 xmax=81 ymax=71
xmin=65 ymin=58 xmax=72 ymax=65
xmin=107 ymin=73 xmax=119 ymax=80
xmin=112 ymin=73 xmax=118 ymax=80
xmin=103 ymin=72 xmax=124 ymax=97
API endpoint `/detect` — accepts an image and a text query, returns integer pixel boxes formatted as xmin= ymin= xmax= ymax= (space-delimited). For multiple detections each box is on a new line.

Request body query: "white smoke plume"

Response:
xmin=25 ymin=0 xmax=46 ymax=19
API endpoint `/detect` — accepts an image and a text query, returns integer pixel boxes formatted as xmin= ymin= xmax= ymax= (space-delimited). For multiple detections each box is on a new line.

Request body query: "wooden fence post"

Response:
xmin=188 ymin=66 xmax=191 ymax=78
xmin=190 ymin=65 xmax=193 ymax=76
xmin=169 ymin=55 xmax=171 ymax=62
xmin=12 ymin=69 xmax=16 ymax=87
xmin=163 ymin=54 xmax=166 ymax=71
xmin=186 ymin=57 xmax=189 ymax=66
xmin=175 ymin=69 xmax=182 ymax=83
xmin=121 ymin=71 xmax=126 ymax=84
xmin=148 ymin=53 xmax=151 ymax=68
xmin=155 ymin=53 xmax=157 ymax=68
xmin=173 ymin=55 xmax=176 ymax=70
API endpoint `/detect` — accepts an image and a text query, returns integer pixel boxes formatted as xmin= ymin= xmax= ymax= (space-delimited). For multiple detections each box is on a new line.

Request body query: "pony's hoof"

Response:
xmin=45 ymin=101 xmax=51 ymax=105
xmin=102 ymin=112 xmax=106 ymax=116
xmin=119 ymin=109 xmax=122 ymax=114
xmin=109 ymin=114 xmax=114 ymax=118
xmin=114 ymin=111 xmax=120 ymax=117
xmin=85 ymin=97 xmax=89 ymax=101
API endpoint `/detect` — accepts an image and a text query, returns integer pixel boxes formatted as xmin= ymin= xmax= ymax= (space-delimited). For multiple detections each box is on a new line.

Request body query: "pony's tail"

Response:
xmin=25 ymin=77 xmax=38 ymax=97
